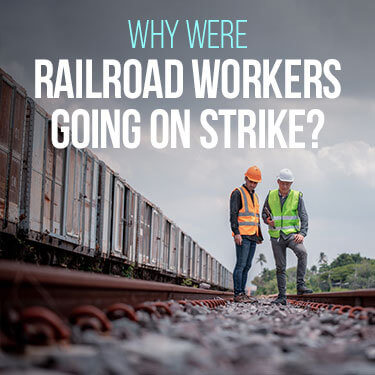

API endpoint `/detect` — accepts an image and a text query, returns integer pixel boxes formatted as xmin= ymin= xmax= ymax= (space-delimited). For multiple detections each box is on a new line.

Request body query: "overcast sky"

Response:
xmin=1 ymin=1 xmax=374 ymax=285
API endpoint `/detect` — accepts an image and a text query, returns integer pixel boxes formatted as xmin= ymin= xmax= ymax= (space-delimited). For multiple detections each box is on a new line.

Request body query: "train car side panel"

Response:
xmin=97 ymin=163 xmax=113 ymax=256
xmin=111 ymin=177 xmax=126 ymax=256
xmin=150 ymin=208 xmax=162 ymax=268
xmin=0 ymin=71 xmax=26 ymax=230
xmin=125 ymin=186 xmax=137 ymax=262
xmin=29 ymin=108 xmax=46 ymax=232
xmin=89 ymin=158 xmax=99 ymax=250
xmin=137 ymin=196 xmax=152 ymax=265
xmin=161 ymin=217 xmax=171 ymax=271
xmin=168 ymin=224 xmax=178 ymax=273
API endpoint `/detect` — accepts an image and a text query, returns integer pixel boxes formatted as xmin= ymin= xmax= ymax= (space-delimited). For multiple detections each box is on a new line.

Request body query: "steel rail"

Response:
xmin=0 ymin=260 xmax=232 ymax=316
xmin=287 ymin=290 xmax=375 ymax=307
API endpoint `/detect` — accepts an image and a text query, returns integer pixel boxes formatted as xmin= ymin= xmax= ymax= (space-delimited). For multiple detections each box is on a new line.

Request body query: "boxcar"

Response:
xmin=20 ymin=98 xmax=99 ymax=255
xmin=97 ymin=164 xmax=138 ymax=261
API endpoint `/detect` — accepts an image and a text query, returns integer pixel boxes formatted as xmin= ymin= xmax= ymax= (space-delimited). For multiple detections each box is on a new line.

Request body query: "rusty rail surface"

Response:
xmin=0 ymin=260 xmax=232 ymax=315
xmin=2 ymin=260 xmax=375 ymax=348
xmin=0 ymin=261 xmax=233 ymax=347
xmin=287 ymin=290 xmax=375 ymax=308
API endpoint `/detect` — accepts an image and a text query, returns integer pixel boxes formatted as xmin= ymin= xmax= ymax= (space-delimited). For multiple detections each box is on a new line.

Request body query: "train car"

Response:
xmin=0 ymin=67 xmax=234 ymax=291
xmin=19 ymin=98 xmax=99 ymax=255
xmin=97 ymin=162 xmax=138 ymax=262
xmin=136 ymin=194 xmax=164 ymax=270
xmin=0 ymin=69 xmax=27 ymax=235
xmin=160 ymin=215 xmax=179 ymax=274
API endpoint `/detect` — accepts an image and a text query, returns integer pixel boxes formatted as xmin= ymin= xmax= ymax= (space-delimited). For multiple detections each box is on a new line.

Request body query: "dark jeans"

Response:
xmin=233 ymin=238 xmax=257 ymax=296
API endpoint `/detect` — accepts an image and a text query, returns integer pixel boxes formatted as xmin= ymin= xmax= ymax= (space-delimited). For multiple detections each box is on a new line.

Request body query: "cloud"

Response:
xmin=318 ymin=141 xmax=375 ymax=187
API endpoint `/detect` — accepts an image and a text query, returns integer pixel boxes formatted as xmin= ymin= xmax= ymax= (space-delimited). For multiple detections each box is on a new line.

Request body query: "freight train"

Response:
xmin=0 ymin=68 xmax=233 ymax=290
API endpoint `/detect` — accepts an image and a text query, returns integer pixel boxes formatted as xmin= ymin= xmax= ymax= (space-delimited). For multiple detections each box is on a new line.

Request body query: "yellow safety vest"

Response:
xmin=268 ymin=189 xmax=301 ymax=238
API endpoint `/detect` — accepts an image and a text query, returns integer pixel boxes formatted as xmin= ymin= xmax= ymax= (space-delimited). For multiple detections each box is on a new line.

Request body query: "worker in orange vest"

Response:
xmin=230 ymin=166 xmax=263 ymax=302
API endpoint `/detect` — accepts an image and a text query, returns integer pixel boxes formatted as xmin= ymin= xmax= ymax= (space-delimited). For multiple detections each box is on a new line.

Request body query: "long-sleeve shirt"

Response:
xmin=230 ymin=184 xmax=263 ymax=242
xmin=262 ymin=190 xmax=308 ymax=239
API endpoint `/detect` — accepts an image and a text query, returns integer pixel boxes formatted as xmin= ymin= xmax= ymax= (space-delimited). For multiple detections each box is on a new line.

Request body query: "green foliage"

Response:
xmin=318 ymin=264 xmax=330 ymax=273
xmin=261 ymin=268 xmax=275 ymax=282
xmin=346 ymin=262 xmax=375 ymax=289
xmin=329 ymin=264 xmax=356 ymax=283
xmin=316 ymin=272 xmax=331 ymax=292
xmin=329 ymin=253 xmax=362 ymax=269
xmin=122 ymin=265 xmax=134 ymax=278
xmin=253 ymin=277 xmax=278 ymax=295
xmin=252 ymin=252 xmax=375 ymax=295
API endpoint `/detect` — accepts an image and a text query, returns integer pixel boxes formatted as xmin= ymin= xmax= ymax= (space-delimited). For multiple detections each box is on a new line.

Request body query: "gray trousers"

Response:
xmin=271 ymin=237 xmax=307 ymax=296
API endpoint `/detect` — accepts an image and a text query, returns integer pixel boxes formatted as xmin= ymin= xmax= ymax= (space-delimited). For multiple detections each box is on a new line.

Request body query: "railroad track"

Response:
xmin=0 ymin=260 xmax=232 ymax=347
xmin=288 ymin=290 xmax=375 ymax=307
xmin=286 ymin=290 xmax=375 ymax=320
xmin=2 ymin=260 xmax=375 ymax=349
xmin=0 ymin=260 xmax=232 ymax=312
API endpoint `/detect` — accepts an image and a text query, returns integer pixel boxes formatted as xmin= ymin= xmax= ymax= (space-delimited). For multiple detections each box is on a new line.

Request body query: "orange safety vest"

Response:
xmin=232 ymin=186 xmax=260 ymax=236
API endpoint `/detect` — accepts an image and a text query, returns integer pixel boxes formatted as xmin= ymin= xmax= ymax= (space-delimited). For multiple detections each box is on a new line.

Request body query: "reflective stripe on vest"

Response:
xmin=268 ymin=189 xmax=300 ymax=238
xmin=232 ymin=186 xmax=260 ymax=236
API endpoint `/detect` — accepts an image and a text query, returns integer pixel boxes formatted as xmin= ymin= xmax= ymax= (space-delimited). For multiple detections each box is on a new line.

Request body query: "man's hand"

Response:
xmin=266 ymin=217 xmax=275 ymax=227
xmin=294 ymin=233 xmax=304 ymax=244
xmin=234 ymin=234 xmax=242 ymax=246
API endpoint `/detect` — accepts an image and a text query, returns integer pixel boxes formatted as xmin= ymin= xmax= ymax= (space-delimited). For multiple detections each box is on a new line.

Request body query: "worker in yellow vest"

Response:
xmin=262 ymin=168 xmax=312 ymax=305
xmin=230 ymin=166 xmax=263 ymax=303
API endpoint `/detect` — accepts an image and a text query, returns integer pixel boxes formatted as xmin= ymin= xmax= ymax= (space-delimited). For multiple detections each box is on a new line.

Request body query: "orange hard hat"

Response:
xmin=245 ymin=166 xmax=262 ymax=182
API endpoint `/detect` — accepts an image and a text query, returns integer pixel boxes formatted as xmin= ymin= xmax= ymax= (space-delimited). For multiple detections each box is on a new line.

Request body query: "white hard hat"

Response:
xmin=277 ymin=168 xmax=294 ymax=182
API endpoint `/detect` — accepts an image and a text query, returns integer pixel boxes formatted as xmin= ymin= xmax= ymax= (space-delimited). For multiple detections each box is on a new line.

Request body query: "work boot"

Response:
xmin=234 ymin=294 xmax=243 ymax=303
xmin=297 ymin=286 xmax=313 ymax=295
xmin=271 ymin=295 xmax=287 ymax=305
xmin=234 ymin=293 xmax=249 ymax=303
xmin=243 ymin=294 xmax=258 ymax=303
